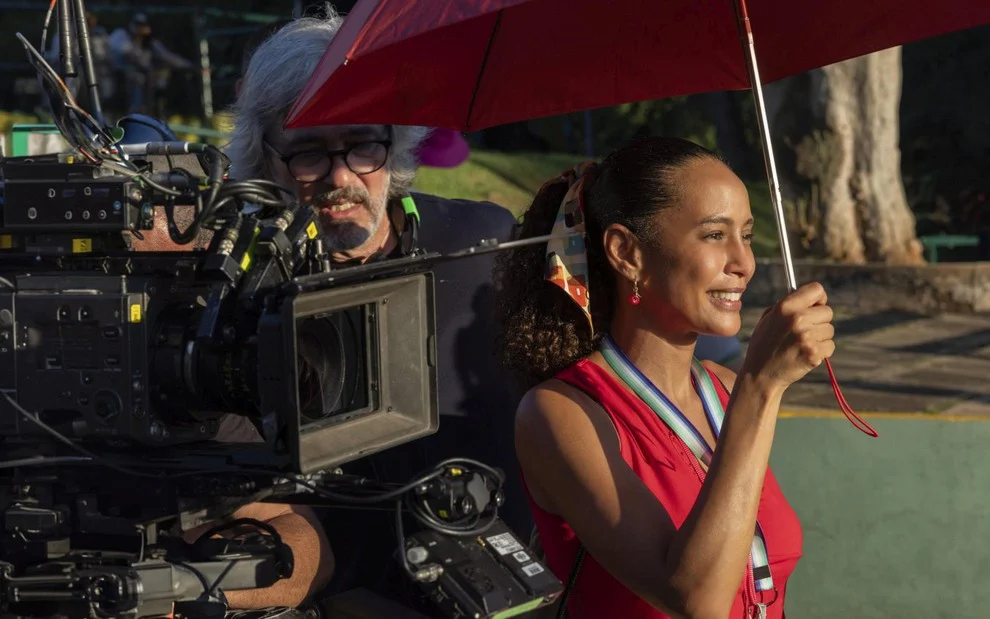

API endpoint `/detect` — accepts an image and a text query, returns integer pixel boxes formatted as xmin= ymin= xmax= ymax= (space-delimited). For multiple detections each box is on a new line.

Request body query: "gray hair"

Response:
xmin=226 ymin=5 xmax=429 ymax=195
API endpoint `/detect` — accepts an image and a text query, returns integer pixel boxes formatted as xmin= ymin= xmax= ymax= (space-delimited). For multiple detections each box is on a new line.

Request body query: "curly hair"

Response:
xmin=494 ymin=136 xmax=724 ymax=389
xmin=225 ymin=5 xmax=429 ymax=193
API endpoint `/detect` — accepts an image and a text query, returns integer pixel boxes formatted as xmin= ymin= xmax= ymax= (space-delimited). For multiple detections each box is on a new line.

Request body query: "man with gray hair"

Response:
xmin=224 ymin=6 xmax=529 ymax=611
xmin=227 ymin=13 xmax=429 ymax=265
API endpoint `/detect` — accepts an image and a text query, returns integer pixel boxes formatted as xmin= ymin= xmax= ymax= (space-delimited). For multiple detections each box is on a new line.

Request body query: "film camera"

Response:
xmin=0 ymin=4 xmax=562 ymax=618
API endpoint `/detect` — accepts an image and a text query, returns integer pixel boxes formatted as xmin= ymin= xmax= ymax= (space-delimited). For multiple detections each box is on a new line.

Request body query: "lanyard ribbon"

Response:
xmin=600 ymin=335 xmax=774 ymax=593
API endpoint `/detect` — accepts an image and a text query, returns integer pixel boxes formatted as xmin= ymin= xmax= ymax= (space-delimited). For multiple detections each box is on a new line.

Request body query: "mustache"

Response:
xmin=314 ymin=186 xmax=370 ymax=207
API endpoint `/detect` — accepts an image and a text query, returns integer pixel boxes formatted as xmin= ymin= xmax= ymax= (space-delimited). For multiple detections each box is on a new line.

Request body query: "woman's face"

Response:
xmin=639 ymin=159 xmax=756 ymax=338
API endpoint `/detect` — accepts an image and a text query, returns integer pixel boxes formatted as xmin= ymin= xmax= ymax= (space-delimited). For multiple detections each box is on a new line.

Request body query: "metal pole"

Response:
xmin=733 ymin=0 xmax=798 ymax=292
xmin=72 ymin=0 xmax=105 ymax=125
xmin=732 ymin=0 xmax=879 ymax=439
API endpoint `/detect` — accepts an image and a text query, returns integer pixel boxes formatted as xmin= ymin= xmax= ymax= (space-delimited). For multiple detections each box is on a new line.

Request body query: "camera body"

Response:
xmin=0 ymin=153 xmax=441 ymax=474
xmin=0 ymin=150 xmax=448 ymax=617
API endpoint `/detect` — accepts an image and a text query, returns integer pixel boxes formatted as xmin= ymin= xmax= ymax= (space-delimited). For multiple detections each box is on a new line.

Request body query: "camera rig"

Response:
xmin=0 ymin=150 xmax=446 ymax=619
xmin=0 ymin=2 xmax=563 ymax=618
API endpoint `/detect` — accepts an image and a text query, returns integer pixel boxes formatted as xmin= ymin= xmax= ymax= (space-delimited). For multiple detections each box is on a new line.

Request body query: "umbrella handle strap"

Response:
xmin=824 ymin=358 xmax=879 ymax=437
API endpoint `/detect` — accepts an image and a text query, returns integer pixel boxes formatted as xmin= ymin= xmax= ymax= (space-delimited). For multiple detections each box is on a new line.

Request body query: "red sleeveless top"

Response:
xmin=524 ymin=358 xmax=803 ymax=619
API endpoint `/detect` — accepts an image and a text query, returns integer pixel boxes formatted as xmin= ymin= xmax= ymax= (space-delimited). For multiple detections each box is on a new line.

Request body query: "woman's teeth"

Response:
xmin=709 ymin=291 xmax=742 ymax=301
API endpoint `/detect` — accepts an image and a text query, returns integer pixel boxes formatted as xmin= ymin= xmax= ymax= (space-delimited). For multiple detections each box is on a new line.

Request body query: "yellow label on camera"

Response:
xmin=72 ymin=238 xmax=92 ymax=253
xmin=240 ymin=227 xmax=262 ymax=272
xmin=306 ymin=221 xmax=318 ymax=239
xmin=0 ymin=235 xmax=13 ymax=249
xmin=129 ymin=304 xmax=142 ymax=323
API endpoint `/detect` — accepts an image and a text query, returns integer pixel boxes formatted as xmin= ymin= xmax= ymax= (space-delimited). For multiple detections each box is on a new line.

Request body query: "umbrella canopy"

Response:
xmin=285 ymin=0 xmax=990 ymax=131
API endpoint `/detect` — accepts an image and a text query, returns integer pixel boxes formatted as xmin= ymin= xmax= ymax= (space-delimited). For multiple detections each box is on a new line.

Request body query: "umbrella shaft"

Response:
xmin=734 ymin=0 xmax=798 ymax=293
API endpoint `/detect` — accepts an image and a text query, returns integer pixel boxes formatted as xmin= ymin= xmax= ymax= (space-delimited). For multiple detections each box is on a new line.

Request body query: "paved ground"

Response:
xmin=738 ymin=307 xmax=990 ymax=417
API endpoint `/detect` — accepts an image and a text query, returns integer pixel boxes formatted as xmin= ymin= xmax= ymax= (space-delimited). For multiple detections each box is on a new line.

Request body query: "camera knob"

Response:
xmin=406 ymin=545 xmax=429 ymax=565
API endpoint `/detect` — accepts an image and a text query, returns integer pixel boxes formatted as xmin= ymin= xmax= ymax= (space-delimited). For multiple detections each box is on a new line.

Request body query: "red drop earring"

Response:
xmin=630 ymin=280 xmax=641 ymax=305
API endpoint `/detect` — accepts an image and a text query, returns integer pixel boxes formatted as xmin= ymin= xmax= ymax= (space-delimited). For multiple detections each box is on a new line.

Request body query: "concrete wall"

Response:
xmin=747 ymin=259 xmax=990 ymax=315
xmin=772 ymin=414 xmax=990 ymax=618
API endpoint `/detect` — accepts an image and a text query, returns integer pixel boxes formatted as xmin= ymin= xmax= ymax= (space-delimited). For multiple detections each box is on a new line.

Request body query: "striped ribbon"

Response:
xmin=600 ymin=334 xmax=773 ymax=592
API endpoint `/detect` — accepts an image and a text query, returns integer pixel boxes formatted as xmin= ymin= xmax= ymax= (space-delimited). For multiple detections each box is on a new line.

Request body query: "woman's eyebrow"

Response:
xmin=697 ymin=215 xmax=754 ymax=226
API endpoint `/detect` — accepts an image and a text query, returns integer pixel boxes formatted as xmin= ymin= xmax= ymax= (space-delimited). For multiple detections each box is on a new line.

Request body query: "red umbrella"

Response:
xmin=286 ymin=0 xmax=990 ymax=437
xmin=286 ymin=0 xmax=990 ymax=132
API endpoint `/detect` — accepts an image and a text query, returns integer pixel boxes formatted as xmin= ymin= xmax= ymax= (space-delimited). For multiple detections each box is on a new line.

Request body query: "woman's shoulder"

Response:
xmin=519 ymin=365 xmax=592 ymax=419
xmin=515 ymin=367 xmax=624 ymax=484
xmin=519 ymin=354 xmax=606 ymax=408
xmin=516 ymin=360 xmax=612 ymax=436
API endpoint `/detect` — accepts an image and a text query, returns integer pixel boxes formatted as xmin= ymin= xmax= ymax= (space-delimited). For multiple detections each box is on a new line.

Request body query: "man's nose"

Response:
xmin=327 ymin=156 xmax=356 ymax=189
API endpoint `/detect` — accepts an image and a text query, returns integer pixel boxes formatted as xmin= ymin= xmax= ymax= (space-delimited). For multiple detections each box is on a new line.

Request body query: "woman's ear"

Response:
xmin=602 ymin=223 xmax=643 ymax=283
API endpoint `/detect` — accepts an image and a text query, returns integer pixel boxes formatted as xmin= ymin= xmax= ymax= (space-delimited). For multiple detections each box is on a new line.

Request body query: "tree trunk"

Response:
xmin=766 ymin=47 xmax=924 ymax=265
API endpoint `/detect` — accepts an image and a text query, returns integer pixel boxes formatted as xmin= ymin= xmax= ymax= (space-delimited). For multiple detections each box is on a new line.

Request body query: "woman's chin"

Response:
xmin=697 ymin=320 xmax=741 ymax=339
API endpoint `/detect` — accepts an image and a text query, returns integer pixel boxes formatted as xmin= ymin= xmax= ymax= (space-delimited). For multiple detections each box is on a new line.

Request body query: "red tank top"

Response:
xmin=524 ymin=358 xmax=803 ymax=619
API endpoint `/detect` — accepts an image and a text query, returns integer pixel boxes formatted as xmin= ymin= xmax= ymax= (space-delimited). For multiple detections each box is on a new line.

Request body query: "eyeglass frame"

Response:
xmin=262 ymin=127 xmax=394 ymax=182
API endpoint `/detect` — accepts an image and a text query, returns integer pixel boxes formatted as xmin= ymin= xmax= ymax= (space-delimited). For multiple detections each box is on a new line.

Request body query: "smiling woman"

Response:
xmin=494 ymin=136 xmax=838 ymax=619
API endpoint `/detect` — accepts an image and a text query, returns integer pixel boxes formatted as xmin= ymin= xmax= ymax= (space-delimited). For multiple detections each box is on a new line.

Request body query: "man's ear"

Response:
xmin=602 ymin=223 xmax=643 ymax=283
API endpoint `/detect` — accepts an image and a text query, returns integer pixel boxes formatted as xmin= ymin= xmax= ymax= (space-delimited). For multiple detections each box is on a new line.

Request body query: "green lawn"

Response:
xmin=413 ymin=150 xmax=585 ymax=215
xmin=413 ymin=150 xmax=779 ymax=257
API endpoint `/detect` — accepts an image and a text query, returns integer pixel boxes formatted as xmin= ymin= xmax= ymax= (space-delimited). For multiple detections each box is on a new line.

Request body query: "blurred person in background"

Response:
xmin=108 ymin=13 xmax=193 ymax=116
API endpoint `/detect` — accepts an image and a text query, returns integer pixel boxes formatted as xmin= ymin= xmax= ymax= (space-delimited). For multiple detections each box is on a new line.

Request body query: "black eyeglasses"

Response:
xmin=263 ymin=138 xmax=392 ymax=183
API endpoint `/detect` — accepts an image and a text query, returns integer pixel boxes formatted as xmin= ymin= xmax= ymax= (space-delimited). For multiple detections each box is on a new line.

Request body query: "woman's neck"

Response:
xmin=607 ymin=307 xmax=698 ymax=403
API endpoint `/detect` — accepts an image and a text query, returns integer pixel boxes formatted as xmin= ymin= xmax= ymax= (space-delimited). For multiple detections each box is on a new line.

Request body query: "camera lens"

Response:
xmin=295 ymin=308 xmax=366 ymax=424
xmin=296 ymin=319 xmax=346 ymax=423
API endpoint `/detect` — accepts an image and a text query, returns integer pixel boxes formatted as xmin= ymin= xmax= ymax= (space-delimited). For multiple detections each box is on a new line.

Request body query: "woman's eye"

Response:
xmin=704 ymin=231 xmax=724 ymax=240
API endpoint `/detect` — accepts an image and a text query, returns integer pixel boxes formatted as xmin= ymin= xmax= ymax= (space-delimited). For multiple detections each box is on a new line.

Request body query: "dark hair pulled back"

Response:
xmin=493 ymin=136 xmax=724 ymax=389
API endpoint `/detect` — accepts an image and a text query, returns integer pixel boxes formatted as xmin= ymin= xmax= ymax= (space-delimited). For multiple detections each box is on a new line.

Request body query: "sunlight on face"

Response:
xmin=639 ymin=159 xmax=756 ymax=337
xmin=265 ymin=124 xmax=392 ymax=254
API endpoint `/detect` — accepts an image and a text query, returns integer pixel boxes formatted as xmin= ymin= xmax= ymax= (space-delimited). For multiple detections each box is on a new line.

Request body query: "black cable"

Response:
xmin=56 ymin=0 xmax=74 ymax=78
xmin=406 ymin=493 xmax=498 ymax=537
xmin=71 ymin=0 xmax=104 ymax=124
xmin=204 ymin=144 xmax=225 ymax=208
xmin=40 ymin=0 xmax=56 ymax=56
xmin=171 ymin=561 xmax=213 ymax=602
xmin=89 ymin=142 xmax=293 ymax=248
xmin=394 ymin=498 xmax=415 ymax=578
xmin=289 ymin=458 xmax=505 ymax=541
xmin=555 ymin=546 xmax=587 ymax=619
xmin=0 ymin=455 xmax=91 ymax=469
